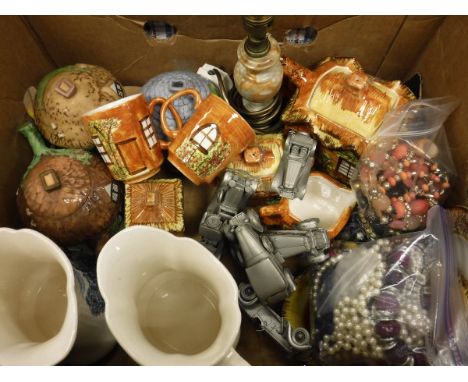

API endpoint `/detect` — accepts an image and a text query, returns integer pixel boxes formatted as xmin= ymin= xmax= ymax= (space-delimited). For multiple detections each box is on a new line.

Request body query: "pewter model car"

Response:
xmin=272 ymin=130 xmax=317 ymax=200
xmin=199 ymin=169 xmax=259 ymax=257
xmin=238 ymin=283 xmax=312 ymax=354
xmin=227 ymin=209 xmax=330 ymax=305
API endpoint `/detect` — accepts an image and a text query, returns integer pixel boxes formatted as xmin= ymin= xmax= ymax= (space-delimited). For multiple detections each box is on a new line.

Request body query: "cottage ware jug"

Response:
xmin=82 ymin=93 xmax=166 ymax=184
xmin=0 ymin=228 xmax=115 ymax=365
xmin=97 ymin=226 xmax=249 ymax=365
xmin=155 ymin=88 xmax=256 ymax=185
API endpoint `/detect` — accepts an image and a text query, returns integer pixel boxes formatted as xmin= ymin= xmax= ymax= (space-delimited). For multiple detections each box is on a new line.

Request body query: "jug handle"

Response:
xmin=217 ymin=348 xmax=250 ymax=366
xmin=148 ymin=97 xmax=179 ymax=150
xmin=159 ymin=88 xmax=202 ymax=144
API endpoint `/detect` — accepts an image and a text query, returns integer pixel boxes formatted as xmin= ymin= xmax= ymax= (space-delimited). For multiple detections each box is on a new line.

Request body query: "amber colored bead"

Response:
xmin=392 ymin=199 xmax=405 ymax=219
xmin=410 ymin=199 xmax=430 ymax=215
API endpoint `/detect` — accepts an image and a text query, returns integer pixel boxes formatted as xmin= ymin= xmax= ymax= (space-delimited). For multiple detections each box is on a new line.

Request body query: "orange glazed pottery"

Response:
xmin=259 ymin=172 xmax=356 ymax=239
xmin=227 ymin=133 xmax=284 ymax=196
xmin=82 ymin=94 xmax=166 ymax=184
xmin=281 ymin=57 xmax=415 ymax=185
xmin=156 ymin=89 xmax=256 ymax=185
xmin=125 ymin=178 xmax=184 ymax=232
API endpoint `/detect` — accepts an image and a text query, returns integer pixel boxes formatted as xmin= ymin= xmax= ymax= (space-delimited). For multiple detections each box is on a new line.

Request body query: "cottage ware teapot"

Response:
xmin=97 ymin=226 xmax=249 ymax=365
xmin=34 ymin=64 xmax=125 ymax=150
xmin=0 ymin=228 xmax=115 ymax=365
xmin=17 ymin=122 xmax=120 ymax=246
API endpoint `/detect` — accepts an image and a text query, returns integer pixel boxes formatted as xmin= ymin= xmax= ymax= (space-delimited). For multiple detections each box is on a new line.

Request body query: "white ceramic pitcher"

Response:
xmin=0 ymin=228 xmax=115 ymax=365
xmin=97 ymin=226 xmax=249 ymax=366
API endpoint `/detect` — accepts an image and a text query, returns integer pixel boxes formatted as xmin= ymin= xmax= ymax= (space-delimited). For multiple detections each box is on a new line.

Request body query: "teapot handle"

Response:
xmin=159 ymin=88 xmax=202 ymax=144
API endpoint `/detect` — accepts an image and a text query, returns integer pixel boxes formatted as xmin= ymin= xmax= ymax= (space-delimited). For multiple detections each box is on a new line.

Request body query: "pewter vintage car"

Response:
xmin=272 ymin=130 xmax=317 ymax=200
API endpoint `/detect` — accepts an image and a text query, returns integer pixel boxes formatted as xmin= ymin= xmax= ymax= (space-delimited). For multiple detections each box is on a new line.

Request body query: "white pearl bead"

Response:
xmin=344 ymin=296 xmax=351 ymax=304
xmin=344 ymin=343 xmax=351 ymax=351
xmin=352 ymin=347 xmax=360 ymax=355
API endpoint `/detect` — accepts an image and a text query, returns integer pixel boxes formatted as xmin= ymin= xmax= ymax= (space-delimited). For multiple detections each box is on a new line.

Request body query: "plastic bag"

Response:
xmin=310 ymin=206 xmax=468 ymax=365
xmin=351 ymin=97 xmax=458 ymax=239
xmin=425 ymin=206 xmax=468 ymax=365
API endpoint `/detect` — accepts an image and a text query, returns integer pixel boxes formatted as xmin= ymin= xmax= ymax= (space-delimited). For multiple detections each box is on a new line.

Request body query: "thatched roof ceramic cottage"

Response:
xmin=281 ymin=57 xmax=415 ymax=186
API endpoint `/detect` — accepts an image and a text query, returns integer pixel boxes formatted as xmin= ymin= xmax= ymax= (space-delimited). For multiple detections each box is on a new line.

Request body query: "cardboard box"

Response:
xmin=0 ymin=15 xmax=466 ymax=365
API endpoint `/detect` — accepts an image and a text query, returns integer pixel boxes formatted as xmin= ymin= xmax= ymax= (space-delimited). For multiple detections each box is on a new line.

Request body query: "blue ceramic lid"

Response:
xmin=142 ymin=71 xmax=219 ymax=138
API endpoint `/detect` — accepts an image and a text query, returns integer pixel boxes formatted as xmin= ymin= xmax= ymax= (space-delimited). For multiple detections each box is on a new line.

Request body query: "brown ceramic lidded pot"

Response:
xmin=34 ymin=64 xmax=125 ymax=150
xmin=17 ymin=122 xmax=119 ymax=246
xmin=83 ymin=94 xmax=165 ymax=184
xmin=157 ymin=89 xmax=256 ymax=185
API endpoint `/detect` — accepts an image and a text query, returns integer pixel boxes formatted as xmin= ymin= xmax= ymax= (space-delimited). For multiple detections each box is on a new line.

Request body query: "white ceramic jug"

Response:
xmin=97 ymin=226 xmax=249 ymax=366
xmin=0 ymin=228 xmax=115 ymax=365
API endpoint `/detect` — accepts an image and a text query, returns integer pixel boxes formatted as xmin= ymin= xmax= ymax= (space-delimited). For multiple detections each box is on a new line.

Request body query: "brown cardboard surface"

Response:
xmin=26 ymin=15 xmax=438 ymax=85
xmin=412 ymin=16 xmax=468 ymax=206
xmin=0 ymin=15 xmax=467 ymax=366
xmin=121 ymin=15 xmax=350 ymax=41
xmin=376 ymin=16 xmax=445 ymax=80
xmin=0 ymin=16 xmax=55 ymax=227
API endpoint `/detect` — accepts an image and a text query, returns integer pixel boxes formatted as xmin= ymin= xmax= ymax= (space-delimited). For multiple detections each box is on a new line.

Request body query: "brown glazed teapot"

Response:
xmin=17 ymin=122 xmax=120 ymax=246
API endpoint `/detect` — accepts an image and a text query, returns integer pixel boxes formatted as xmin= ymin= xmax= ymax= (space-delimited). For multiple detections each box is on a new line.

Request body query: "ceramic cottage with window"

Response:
xmin=281 ymin=57 xmax=415 ymax=186
xmin=84 ymin=94 xmax=165 ymax=184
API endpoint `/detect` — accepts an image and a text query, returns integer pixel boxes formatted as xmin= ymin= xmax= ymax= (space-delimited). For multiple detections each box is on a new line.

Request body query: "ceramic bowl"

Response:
xmin=259 ymin=171 xmax=357 ymax=239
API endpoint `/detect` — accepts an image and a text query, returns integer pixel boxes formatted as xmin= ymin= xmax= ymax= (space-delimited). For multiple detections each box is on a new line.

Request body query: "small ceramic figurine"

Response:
xmin=260 ymin=171 xmax=357 ymax=239
xmin=281 ymin=57 xmax=415 ymax=185
xmin=199 ymin=169 xmax=259 ymax=257
xmin=82 ymin=93 xmax=165 ymax=184
xmin=34 ymin=64 xmax=125 ymax=149
xmin=156 ymin=89 xmax=256 ymax=185
xmin=228 ymin=134 xmax=284 ymax=197
xmin=16 ymin=122 xmax=120 ymax=246
xmin=125 ymin=178 xmax=184 ymax=232
xmin=271 ymin=130 xmax=317 ymax=200
xmin=142 ymin=71 xmax=218 ymax=139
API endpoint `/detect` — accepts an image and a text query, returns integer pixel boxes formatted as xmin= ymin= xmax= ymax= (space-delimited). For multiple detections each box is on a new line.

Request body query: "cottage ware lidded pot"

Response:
xmin=16 ymin=122 xmax=120 ymax=246
xmin=34 ymin=63 xmax=125 ymax=149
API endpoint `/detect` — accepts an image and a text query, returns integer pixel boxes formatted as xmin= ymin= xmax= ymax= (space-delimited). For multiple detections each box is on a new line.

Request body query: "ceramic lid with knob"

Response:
xmin=142 ymin=71 xmax=219 ymax=137
xmin=34 ymin=64 xmax=125 ymax=150
xmin=17 ymin=122 xmax=120 ymax=246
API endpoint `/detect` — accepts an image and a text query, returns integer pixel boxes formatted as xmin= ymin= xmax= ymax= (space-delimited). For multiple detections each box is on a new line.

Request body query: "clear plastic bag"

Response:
xmin=310 ymin=206 xmax=468 ymax=365
xmin=425 ymin=206 xmax=468 ymax=366
xmin=351 ymin=97 xmax=458 ymax=239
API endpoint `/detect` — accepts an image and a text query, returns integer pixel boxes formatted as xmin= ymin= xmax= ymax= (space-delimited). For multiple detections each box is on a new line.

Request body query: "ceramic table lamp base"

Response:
xmin=0 ymin=228 xmax=115 ymax=365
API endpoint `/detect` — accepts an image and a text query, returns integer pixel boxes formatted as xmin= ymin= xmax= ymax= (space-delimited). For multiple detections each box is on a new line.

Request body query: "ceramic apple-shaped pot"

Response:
xmin=34 ymin=64 xmax=125 ymax=149
xmin=17 ymin=122 xmax=120 ymax=246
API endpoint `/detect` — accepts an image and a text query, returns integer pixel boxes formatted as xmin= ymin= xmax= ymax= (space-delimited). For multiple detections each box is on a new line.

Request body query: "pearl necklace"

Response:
xmin=312 ymin=237 xmax=433 ymax=365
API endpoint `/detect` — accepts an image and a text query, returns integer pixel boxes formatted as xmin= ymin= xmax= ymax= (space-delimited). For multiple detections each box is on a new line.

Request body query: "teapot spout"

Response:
xmin=280 ymin=56 xmax=309 ymax=88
